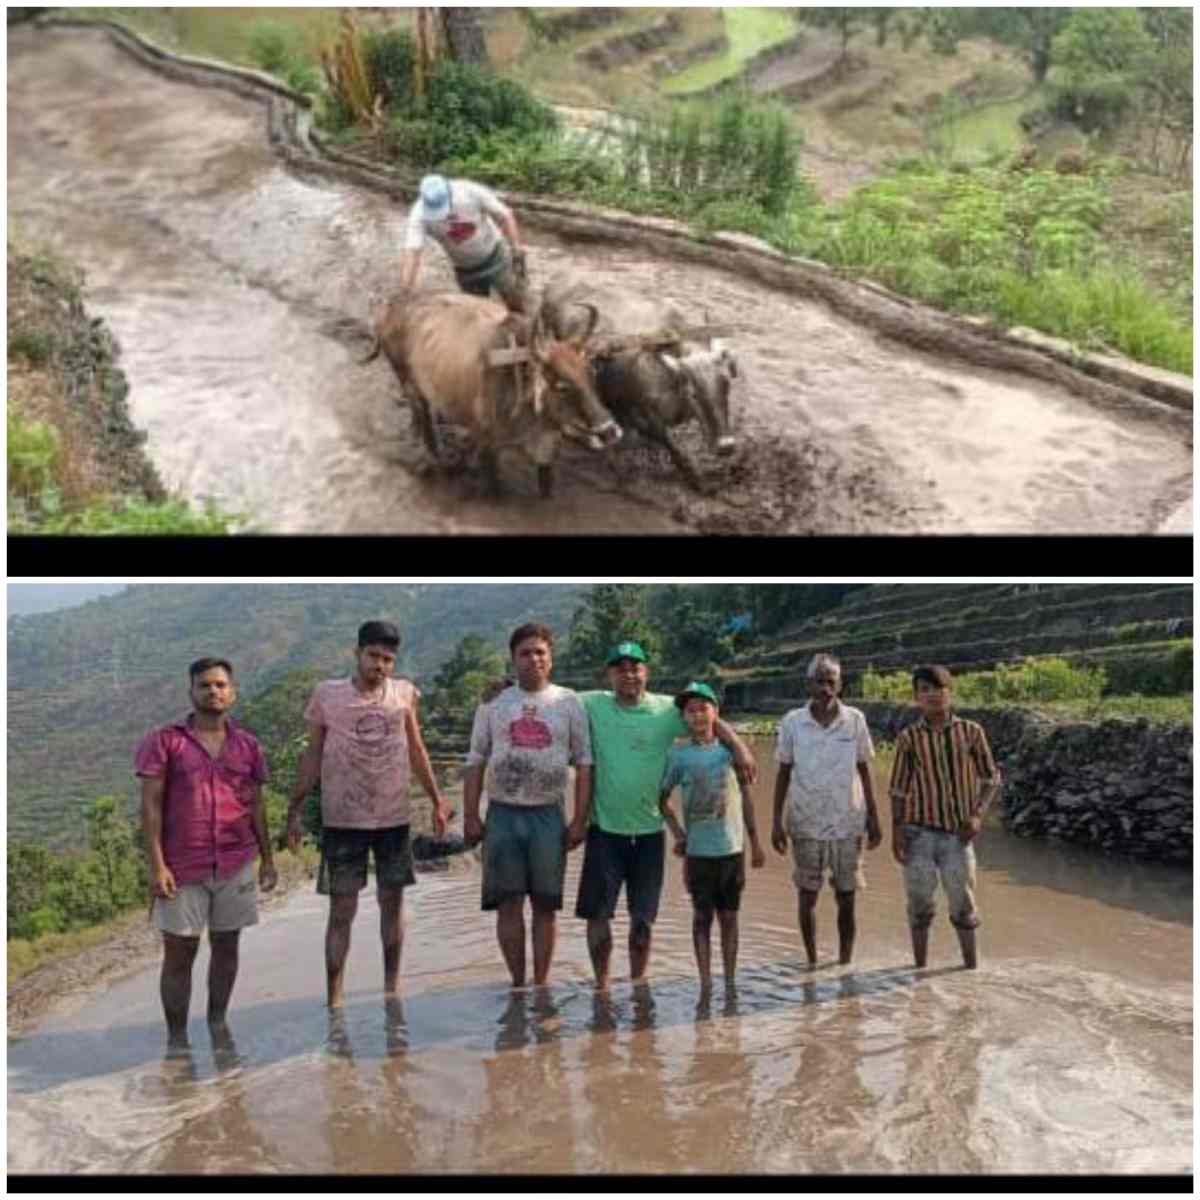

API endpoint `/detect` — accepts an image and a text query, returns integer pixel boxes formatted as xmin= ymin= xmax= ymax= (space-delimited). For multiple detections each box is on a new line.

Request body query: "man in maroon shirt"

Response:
xmin=136 ymin=657 xmax=276 ymax=1048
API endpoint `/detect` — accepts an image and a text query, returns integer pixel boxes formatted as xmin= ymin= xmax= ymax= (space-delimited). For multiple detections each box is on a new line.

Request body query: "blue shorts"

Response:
xmin=574 ymin=826 xmax=665 ymax=924
xmin=481 ymin=801 xmax=565 ymax=911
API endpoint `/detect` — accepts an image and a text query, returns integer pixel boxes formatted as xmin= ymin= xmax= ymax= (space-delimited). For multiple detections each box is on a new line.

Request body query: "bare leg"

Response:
xmin=955 ymin=926 xmax=978 ymax=970
xmin=378 ymin=886 xmax=405 ymax=996
xmin=798 ymin=889 xmax=819 ymax=966
xmin=911 ymin=924 xmax=930 ymax=969
xmin=496 ymin=898 xmax=527 ymax=988
xmin=692 ymin=908 xmax=714 ymax=991
xmin=206 ymin=929 xmax=241 ymax=1025
xmin=530 ymin=899 xmax=557 ymax=986
xmin=161 ymin=933 xmax=200 ymax=1046
xmin=834 ymin=890 xmax=857 ymax=965
xmin=717 ymin=910 xmax=739 ymax=985
xmin=587 ymin=917 xmax=613 ymax=990
xmin=629 ymin=918 xmax=653 ymax=984
xmin=326 ymin=892 xmax=359 ymax=1008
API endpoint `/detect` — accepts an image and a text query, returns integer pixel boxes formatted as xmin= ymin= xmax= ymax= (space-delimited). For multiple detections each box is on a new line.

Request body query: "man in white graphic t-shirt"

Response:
xmin=400 ymin=173 xmax=529 ymax=312
xmin=463 ymin=621 xmax=592 ymax=988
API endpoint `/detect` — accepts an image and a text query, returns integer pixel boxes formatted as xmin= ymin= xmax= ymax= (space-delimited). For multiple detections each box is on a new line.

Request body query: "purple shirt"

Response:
xmin=134 ymin=714 xmax=269 ymax=884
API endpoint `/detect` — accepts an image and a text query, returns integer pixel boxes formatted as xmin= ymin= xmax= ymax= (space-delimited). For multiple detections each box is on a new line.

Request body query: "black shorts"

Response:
xmin=686 ymin=852 xmax=745 ymax=913
xmin=575 ymin=826 xmax=665 ymax=924
xmin=318 ymin=825 xmax=415 ymax=896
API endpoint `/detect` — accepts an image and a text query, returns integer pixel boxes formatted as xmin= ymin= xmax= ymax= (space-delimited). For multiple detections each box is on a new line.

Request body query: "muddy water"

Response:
xmin=8 ymin=741 xmax=1191 ymax=1176
xmin=7 ymin=26 xmax=1191 ymax=534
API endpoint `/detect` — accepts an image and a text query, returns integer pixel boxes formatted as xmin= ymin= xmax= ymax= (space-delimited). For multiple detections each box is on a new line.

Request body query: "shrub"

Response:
xmin=363 ymin=28 xmax=417 ymax=112
xmin=8 ymin=328 xmax=54 ymax=366
xmin=247 ymin=20 xmax=295 ymax=75
xmin=7 ymin=411 xmax=60 ymax=504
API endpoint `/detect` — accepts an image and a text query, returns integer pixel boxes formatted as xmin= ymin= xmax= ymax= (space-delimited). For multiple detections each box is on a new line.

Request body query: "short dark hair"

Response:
xmin=509 ymin=622 xmax=555 ymax=655
xmin=358 ymin=620 xmax=401 ymax=651
xmin=189 ymin=657 xmax=233 ymax=683
xmin=912 ymin=664 xmax=953 ymax=691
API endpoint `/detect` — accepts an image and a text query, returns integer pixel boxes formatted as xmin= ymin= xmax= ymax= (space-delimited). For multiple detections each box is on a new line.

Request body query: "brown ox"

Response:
xmin=364 ymin=292 xmax=621 ymax=498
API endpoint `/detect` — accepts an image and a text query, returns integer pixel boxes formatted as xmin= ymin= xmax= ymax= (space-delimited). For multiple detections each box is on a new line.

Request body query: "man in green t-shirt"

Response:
xmin=568 ymin=641 xmax=757 ymax=990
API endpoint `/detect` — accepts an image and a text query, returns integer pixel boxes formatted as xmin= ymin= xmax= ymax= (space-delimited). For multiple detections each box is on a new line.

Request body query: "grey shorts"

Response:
xmin=154 ymin=860 xmax=258 ymax=937
xmin=790 ymin=836 xmax=865 ymax=893
xmin=481 ymin=801 xmax=565 ymax=911
xmin=455 ymin=242 xmax=526 ymax=311
xmin=901 ymin=824 xmax=979 ymax=930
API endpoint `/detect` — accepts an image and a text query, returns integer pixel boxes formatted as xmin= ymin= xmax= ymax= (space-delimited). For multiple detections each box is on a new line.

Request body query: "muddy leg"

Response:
xmin=658 ymin=429 xmax=707 ymax=493
xmin=911 ymin=924 xmax=930 ymax=969
xmin=480 ymin=446 xmax=503 ymax=497
xmin=834 ymin=890 xmax=857 ymax=965
xmin=161 ymin=933 xmax=201 ymax=1047
xmin=530 ymin=898 xmax=557 ymax=986
xmin=537 ymin=464 xmax=554 ymax=498
xmin=587 ymin=917 xmax=614 ymax=990
xmin=798 ymin=889 xmax=819 ymax=966
xmin=206 ymin=929 xmax=241 ymax=1025
xmin=692 ymin=906 xmax=714 ymax=991
xmin=409 ymin=390 xmax=441 ymax=459
xmin=955 ymin=926 xmax=978 ymax=970
xmin=717 ymin=910 xmax=739 ymax=985
xmin=379 ymin=886 xmax=405 ymax=996
xmin=326 ymin=892 xmax=359 ymax=1009
xmin=496 ymin=898 xmax=526 ymax=988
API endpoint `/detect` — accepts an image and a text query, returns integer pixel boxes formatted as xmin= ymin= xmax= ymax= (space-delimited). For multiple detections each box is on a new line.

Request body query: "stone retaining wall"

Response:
xmin=576 ymin=13 xmax=683 ymax=72
xmin=731 ymin=696 xmax=1193 ymax=866
xmin=28 ymin=15 xmax=1194 ymax=433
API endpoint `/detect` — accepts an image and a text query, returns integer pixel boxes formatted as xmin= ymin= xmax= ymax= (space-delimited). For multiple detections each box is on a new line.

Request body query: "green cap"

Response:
xmin=675 ymin=681 xmax=719 ymax=710
xmin=606 ymin=641 xmax=648 ymax=666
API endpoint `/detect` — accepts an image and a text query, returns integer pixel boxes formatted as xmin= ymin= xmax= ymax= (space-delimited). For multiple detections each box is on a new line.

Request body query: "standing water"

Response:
xmin=7 ymin=741 xmax=1191 ymax=1175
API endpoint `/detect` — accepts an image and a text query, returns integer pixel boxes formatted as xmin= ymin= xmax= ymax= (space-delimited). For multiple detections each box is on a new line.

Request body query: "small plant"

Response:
xmin=8 ymin=329 xmax=55 ymax=366
xmin=247 ymin=20 xmax=294 ymax=75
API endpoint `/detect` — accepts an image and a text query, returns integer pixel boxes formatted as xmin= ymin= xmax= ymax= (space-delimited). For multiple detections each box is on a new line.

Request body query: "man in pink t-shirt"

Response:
xmin=135 ymin=657 xmax=276 ymax=1049
xmin=288 ymin=620 xmax=452 ymax=1009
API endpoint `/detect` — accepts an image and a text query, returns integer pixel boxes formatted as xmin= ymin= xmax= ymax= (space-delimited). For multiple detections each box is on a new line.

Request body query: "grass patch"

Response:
xmin=664 ymin=8 xmax=797 ymax=95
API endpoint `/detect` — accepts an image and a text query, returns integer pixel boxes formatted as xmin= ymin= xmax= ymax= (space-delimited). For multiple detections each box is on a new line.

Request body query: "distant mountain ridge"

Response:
xmin=8 ymin=583 xmax=584 ymax=846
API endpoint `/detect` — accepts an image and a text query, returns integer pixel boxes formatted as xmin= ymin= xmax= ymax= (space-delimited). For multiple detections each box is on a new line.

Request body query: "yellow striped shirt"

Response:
xmin=888 ymin=715 xmax=1000 ymax=832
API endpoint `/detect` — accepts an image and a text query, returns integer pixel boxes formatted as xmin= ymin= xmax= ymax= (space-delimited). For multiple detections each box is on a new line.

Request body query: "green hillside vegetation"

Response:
xmin=7 ymin=583 xmax=585 ymax=847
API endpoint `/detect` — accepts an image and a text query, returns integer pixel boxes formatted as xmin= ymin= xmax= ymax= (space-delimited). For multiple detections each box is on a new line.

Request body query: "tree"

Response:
xmin=1049 ymin=8 xmax=1154 ymax=131
xmin=792 ymin=7 xmax=894 ymax=67
xmin=913 ymin=7 xmax=1074 ymax=83
xmin=563 ymin=585 xmax=660 ymax=675
xmin=1137 ymin=8 xmax=1193 ymax=176
xmin=413 ymin=7 xmax=489 ymax=97
xmin=86 ymin=795 xmax=143 ymax=916
xmin=429 ymin=633 xmax=507 ymax=714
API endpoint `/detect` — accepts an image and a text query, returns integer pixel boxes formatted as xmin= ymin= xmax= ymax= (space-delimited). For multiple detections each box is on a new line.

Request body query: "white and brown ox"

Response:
xmin=364 ymin=291 xmax=621 ymax=498
xmin=540 ymin=272 xmax=739 ymax=491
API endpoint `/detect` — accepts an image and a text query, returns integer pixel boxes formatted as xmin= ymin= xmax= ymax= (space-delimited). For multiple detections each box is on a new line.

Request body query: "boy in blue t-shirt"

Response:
xmin=659 ymin=682 xmax=765 ymax=990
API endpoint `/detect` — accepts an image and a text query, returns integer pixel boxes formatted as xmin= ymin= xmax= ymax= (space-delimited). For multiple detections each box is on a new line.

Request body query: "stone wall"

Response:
xmin=731 ymin=697 xmax=1193 ymax=867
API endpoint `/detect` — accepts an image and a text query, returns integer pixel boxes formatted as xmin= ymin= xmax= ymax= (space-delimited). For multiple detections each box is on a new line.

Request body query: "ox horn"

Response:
xmin=573 ymin=302 xmax=601 ymax=341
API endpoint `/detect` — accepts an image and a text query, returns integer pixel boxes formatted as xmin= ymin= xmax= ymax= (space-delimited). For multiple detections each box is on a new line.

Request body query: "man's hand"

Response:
xmin=770 ymin=822 xmax=789 ymax=855
xmin=749 ymin=837 xmax=766 ymax=869
xmin=732 ymin=744 xmax=758 ymax=787
xmin=464 ymin=812 xmax=485 ymax=849
xmin=259 ymin=861 xmax=278 ymax=892
xmin=565 ymin=818 xmax=588 ymax=852
xmin=892 ymin=824 xmax=908 ymax=865
xmin=958 ymin=814 xmax=982 ymax=844
xmin=152 ymin=863 xmax=177 ymax=900
xmin=286 ymin=807 xmax=304 ymax=854
xmin=673 ymin=834 xmax=687 ymax=859
xmin=432 ymin=796 xmax=453 ymax=839
xmin=866 ymin=814 xmax=883 ymax=850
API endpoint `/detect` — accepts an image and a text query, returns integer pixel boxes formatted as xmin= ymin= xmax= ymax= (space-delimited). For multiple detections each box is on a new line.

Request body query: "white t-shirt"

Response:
xmin=404 ymin=178 xmax=511 ymax=271
xmin=775 ymin=702 xmax=874 ymax=840
xmin=465 ymin=683 xmax=593 ymax=808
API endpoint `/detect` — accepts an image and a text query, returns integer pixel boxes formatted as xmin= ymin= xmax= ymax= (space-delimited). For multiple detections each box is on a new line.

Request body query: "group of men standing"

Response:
xmin=137 ymin=619 xmax=999 ymax=1047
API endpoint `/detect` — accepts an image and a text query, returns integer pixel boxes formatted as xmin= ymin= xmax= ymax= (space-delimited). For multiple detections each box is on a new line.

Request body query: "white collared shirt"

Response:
xmin=775 ymin=701 xmax=874 ymax=840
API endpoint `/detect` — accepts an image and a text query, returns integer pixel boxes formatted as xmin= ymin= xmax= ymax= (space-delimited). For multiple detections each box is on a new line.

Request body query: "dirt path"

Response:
xmin=7 ymin=23 xmax=1191 ymax=534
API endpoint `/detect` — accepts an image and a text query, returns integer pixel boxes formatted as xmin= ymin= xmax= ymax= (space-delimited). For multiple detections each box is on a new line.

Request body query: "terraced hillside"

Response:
xmin=720 ymin=583 xmax=1193 ymax=705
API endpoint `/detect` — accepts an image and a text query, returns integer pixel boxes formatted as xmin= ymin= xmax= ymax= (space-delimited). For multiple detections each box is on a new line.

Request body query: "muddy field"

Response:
xmin=6 ymin=23 xmax=1192 ymax=535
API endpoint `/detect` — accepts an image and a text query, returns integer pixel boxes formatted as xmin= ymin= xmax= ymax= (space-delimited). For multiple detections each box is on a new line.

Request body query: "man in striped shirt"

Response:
xmin=888 ymin=665 xmax=1001 ymax=970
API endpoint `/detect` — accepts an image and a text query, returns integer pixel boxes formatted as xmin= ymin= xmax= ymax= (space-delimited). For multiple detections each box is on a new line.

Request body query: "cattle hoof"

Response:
xmin=537 ymin=466 xmax=555 ymax=499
